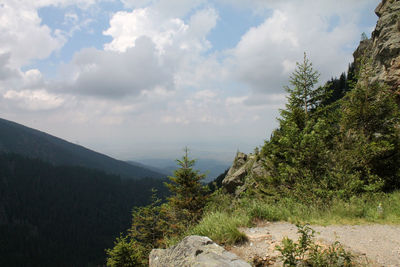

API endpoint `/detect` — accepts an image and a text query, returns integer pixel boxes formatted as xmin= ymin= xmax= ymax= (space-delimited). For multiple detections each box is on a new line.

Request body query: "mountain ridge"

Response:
xmin=0 ymin=117 xmax=165 ymax=180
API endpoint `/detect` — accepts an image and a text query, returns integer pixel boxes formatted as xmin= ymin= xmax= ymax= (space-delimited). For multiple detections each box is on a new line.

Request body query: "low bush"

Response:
xmin=276 ymin=224 xmax=353 ymax=267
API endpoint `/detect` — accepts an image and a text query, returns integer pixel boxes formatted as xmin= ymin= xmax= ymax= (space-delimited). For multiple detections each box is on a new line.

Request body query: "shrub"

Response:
xmin=276 ymin=224 xmax=353 ymax=267
xmin=105 ymin=236 xmax=146 ymax=267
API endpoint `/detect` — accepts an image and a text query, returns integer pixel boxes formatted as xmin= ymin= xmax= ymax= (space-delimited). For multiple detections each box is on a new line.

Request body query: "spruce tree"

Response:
xmin=165 ymin=147 xmax=208 ymax=225
xmin=282 ymin=52 xmax=321 ymax=128
xmin=261 ymin=53 xmax=338 ymax=200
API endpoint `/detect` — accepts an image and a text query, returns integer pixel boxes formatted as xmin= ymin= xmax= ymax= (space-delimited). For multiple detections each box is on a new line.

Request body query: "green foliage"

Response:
xmin=106 ymin=190 xmax=170 ymax=266
xmin=106 ymin=236 xmax=146 ymax=267
xmin=276 ymin=224 xmax=353 ymax=267
xmin=283 ymin=52 xmax=322 ymax=124
xmin=189 ymin=211 xmax=249 ymax=245
xmin=308 ymin=241 xmax=353 ymax=267
xmin=107 ymin=148 xmax=210 ymax=265
xmin=165 ymin=147 xmax=209 ymax=225
xmin=338 ymin=76 xmax=400 ymax=191
xmin=259 ymin=53 xmax=400 ymax=201
xmin=128 ymin=189 xmax=166 ymax=249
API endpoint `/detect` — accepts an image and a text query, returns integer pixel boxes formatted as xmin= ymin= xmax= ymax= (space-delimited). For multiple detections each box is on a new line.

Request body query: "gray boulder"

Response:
xmin=251 ymin=159 xmax=268 ymax=178
xmin=227 ymin=152 xmax=248 ymax=176
xmin=222 ymin=152 xmax=269 ymax=194
xmin=222 ymin=167 xmax=248 ymax=194
xmin=149 ymin=235 xmax=250 ymax=267
xmin=222 ymin=152 xmax=249 ymax=194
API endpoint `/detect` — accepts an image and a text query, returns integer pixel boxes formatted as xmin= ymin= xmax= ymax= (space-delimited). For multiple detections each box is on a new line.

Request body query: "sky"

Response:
xmin=0 ymin=0 xmax=380 ymax=163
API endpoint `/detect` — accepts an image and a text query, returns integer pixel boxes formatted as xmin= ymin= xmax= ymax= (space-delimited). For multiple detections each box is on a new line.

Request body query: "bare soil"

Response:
xmin=227 ymin=221 xmax=400 ymax=266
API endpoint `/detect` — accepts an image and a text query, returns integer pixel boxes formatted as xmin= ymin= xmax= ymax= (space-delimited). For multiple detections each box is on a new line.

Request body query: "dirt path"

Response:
xmin=227 ymin=222 xmax=400 ymax=266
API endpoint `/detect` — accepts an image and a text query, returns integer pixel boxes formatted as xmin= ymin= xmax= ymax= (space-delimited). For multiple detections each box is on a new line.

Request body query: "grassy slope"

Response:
xmin=189 ymin=190 xmax=400 ymax=245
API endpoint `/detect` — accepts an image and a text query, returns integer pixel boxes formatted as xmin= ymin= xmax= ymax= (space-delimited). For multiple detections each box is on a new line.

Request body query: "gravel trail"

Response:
xmin=228 ymin=222 xmax=400 ymax=266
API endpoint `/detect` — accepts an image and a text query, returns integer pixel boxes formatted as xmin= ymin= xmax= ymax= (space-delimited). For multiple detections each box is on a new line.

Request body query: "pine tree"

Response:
xmin=338 ymin=77 xmax=400 ymax=192
xmin=282 ymin=52 xmax=321 ymax=127
xmin=106 ymin=189 xmax=166 ymax=267
xmin=165 ymin=147 xmax=209 ymax=225
xmin=261 ymin=53 xmax=339 ymax=200
xmin=106 ymin=236 xmax=146 ymax=267
xmin=128 ymin=189 xmax=165 ymax=250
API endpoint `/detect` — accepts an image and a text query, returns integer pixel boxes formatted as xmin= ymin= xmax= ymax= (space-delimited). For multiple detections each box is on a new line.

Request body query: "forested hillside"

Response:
xmin=0 ymin=118 xmax=165 ymax=180
xmin=0 ymin=154 xmax=168 ymax=266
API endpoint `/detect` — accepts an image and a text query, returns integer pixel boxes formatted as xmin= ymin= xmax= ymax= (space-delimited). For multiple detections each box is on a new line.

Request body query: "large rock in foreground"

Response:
xmin=149 ymin=235 xmax=251 ymax=267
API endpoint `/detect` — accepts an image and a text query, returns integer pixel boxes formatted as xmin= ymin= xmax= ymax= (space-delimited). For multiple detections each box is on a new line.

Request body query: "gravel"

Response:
xmin=228 ymin=222 xmax=400 ymax=266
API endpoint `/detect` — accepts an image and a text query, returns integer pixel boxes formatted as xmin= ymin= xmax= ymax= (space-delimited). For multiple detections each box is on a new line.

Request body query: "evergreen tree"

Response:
xmin=106 ymin=236 xmax=146 ymax=267
xmin=165 ymin=147 xmax=209 ymax=225
xmin=261 ymin=53 xmax=340 ymax=201
xmin=337 ymin=78 xmax=400 ymax=192
xmin=128 ymin=189 xmax=166 ymax=250
xmin=282 ymin=52 xmax=321 ymax=126
xmin=106 ymin=189 xmax=168 ymax=267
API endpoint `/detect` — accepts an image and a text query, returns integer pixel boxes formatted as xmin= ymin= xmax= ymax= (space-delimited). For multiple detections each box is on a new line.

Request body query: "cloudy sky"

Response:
xmin=0 ymin=0 xmax=379 ymax=163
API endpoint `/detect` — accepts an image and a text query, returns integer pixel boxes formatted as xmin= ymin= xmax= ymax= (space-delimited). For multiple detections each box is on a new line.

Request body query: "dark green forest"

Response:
xmin=0 ymin=154 xmax=168 ymax=266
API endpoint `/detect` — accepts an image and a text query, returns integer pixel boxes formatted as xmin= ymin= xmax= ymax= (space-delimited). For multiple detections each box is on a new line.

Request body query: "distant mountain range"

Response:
xmin=133 ymin=158 xmax=230 ymax=182
xmin=0 ymin=118 xmax=165 ymax=180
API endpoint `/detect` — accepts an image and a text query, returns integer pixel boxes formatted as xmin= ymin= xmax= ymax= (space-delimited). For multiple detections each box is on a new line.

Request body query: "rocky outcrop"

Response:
xmin=354 ymin=0 xmax=400 ymax=94
xmin=222 ymin=152 xmax=268 ymax=195
xmin=149 ymin=235 xmax=251 ymax=267
xmin=222 ymin=152 xmax=249 ymax=194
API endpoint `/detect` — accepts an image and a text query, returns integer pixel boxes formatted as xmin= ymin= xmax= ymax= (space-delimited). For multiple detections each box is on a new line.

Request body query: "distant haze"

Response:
xmin=0 ymin=0 xmax=380 ymax=161
xmin=134 ymin=157 xmax=231 ymax=182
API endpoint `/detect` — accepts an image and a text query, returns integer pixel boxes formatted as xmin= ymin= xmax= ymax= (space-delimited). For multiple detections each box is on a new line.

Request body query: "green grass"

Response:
xmin=171 ymin=190 xmax=400 ymax=250
xmin=189 ymin=211 xmax=250 ymax=245
xmin=189 ymin=191 xmax=400 ymax=247
xmin=240 ymin=191 xmax=400 ymax=225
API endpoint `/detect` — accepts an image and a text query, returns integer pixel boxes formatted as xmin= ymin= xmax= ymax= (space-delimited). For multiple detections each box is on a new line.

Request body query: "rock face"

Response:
xmin=149 ymin=235 xmax=251 ymax=267
xmin=222 ymin=152 xmax=268 ymax=195
xmin=222 ymin=152 xmax=249 ymax=194
xmin=354 ymin=0 xmax=400 ymax=94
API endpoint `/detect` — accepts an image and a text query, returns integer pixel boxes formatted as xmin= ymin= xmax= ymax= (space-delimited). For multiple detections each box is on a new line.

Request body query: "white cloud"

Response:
xmin=103 ymin=8 xmax=188 ymax=53
xmin=121 ymin=0 xmax=205 ymax=17
xmin=194 ymin=89 xmax=217 ymax=100
xmin=0 ymin=2 xmax=65 ymax=68
xmin=282 ymin=59 xmax=296 ymax=75
xmin=103 ymin=6 xmax=218 ymax=54
xmin=0 ymin=53 xmax=19 ymax=80
xmin=225 ymin=96 xmax=247 ymax=106
xmin=227 ymin=0 xmax=378 ymax=98
xmin=3 ymin=89 xmax=64 ymax=111
xmin=63 ymin=37 xmax=174 ymax=98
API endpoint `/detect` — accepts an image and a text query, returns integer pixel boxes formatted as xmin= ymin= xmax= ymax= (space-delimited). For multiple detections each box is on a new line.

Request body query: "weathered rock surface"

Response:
xmin=251 ymin=159 xmax=269 ymax=178
xmin=354 ymin=0 xmax=400 ymax=94
xmin=222 ymin=167 xmax=248 ymax=194
xmin=222 ymin=152 xmax=249 ymax=194
xmin=222 ymin=152 xmax=269 ymax=195
xmin=149 ymin=235 xmax=251 ymax=267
